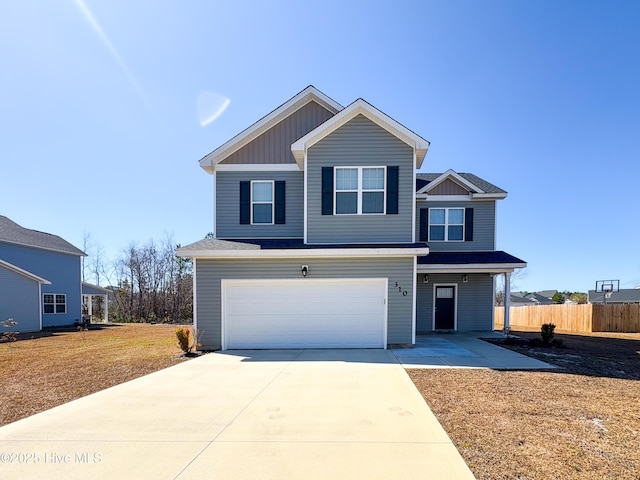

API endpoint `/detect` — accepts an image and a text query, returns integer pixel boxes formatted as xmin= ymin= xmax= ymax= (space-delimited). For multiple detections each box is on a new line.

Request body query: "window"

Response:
xmin=335 ymin=166 xmax=386 ymax=215
xmin=43 ymin=294 xmax=66 ymax=314
xmin=251 ymin=181 xmax=274 ymax=224
xmin=429 ymin=208 xmax=464 ymax=241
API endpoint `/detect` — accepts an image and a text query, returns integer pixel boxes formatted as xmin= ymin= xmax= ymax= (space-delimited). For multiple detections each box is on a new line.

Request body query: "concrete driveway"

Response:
xmin=0 ymin=349 xmax=475 ymax=479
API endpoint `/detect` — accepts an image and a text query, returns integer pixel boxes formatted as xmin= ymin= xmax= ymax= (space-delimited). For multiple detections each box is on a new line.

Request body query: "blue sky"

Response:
xmin=1 ymin=0 xmax=638 ymax=292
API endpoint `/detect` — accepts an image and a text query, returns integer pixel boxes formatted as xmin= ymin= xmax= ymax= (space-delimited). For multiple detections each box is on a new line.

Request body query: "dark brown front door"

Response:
xmin=435 ymin=286 xmax=455 ymax=330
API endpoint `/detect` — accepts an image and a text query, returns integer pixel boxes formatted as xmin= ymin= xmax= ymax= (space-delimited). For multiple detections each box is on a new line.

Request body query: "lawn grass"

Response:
xmin=0 ymin=323 xmax=190 ymax=427
xmin=409 ymin=331 xmax=640 ymax=480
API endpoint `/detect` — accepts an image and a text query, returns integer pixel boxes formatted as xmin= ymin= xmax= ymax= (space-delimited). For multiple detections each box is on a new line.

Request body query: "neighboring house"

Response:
xmin=0 ymin=215 xmax=85 ymax=332
xmin=525 ymin=292 xmax=556 ymax=305
xmin=588 ymin=289 xmax=640 ymax=304
xmin=177 ymin=86 xmax=526 ymax=350
xmin=509 ymin=293 xmax=537 ymax=307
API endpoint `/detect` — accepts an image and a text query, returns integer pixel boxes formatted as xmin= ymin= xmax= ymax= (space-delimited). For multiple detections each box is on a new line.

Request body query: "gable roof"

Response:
xmin=199 ymin=86 xmax=343 ymax=174
xmin=0 ymin=216 xmax=85 ymax=256
xmin=291 ymin=98 xmax=430 ymax=170
xmin=0 ymin=258 xmax=51 ymax=284
xmin=416 ymin=171 xmax=506 ymax=197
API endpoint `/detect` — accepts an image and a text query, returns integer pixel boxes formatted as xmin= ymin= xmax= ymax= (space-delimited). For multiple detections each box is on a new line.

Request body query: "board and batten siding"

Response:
xmin=416 ymin=273 xmax=494 ymax=332
xmin=216 ymin=171 xmax=304 ymax=238
xmin=195 ymin=257 xmax=415 ymax=350
xmin=220 ymin=101 xmax=335 ymax=165
xmin=306 ymin=115 xmax=415 ymax=244
xmin=0 ymin=265 xmax=41 ymax=332
xmin=415 ymin=200 xmax=496 ymax=251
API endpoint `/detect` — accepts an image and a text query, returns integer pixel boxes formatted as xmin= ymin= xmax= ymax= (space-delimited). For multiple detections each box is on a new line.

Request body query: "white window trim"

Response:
xmin=334 ymin=166 xmax=386 ymax=215
xmin=43 ymin=293 xmax=67 ymax=314
xmin=250 ymin=180 xmax=274 ymax=225
xmin=428 ymin=207 xmax=465 ymax=242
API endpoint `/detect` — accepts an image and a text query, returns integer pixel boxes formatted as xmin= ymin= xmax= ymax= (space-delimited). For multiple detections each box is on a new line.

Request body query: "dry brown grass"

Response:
xmin=409 ymin=331 xmax=640 ymax=480
xmin=0 ymin=323 xmax=190 ymax=427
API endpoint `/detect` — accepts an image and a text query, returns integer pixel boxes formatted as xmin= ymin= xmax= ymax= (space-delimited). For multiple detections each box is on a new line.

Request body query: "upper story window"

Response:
xmin=429 ymin=207 xmax=464 ymax=241
xmin=43 ymin=294 xmax=66 ymax=314
xmin=335 ymin=166 xmax=386 ymax=215
xmin=251 ymin=180 xmax=274 ymax=224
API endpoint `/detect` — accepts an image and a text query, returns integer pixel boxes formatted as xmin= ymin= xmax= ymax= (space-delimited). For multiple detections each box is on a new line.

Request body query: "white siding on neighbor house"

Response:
xmin=416 ymin=200 xmax=496 ymax=251
xmin=306 ymin=115 xmax=415 ymax=244
xmin=0 ymin=265 xmax=41 ymax=332
xmin=195 ymin=256 xmax=415 ymax=350
xmin=416 ymin=273 xmax=494 ymax=332
xmin=216 ymin=170 xmax=304 ymax=238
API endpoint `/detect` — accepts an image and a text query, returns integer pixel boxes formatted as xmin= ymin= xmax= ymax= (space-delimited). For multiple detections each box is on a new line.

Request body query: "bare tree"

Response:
xmin=495 ymin=269 xmax=528 ymax=306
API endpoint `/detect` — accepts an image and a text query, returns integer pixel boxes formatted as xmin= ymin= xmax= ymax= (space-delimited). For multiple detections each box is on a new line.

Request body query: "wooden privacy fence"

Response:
xmin=494 ymin=303 xmax=640 ymax=333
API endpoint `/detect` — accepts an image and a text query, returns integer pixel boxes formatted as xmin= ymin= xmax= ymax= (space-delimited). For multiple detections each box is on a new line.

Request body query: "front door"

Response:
xmin=435 ymin=286 xmax=455 ymax=330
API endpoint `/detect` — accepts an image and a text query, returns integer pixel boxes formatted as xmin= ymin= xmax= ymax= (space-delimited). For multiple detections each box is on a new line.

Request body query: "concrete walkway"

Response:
xmin=393 ymin=333 xmax=557 ymax=369
xmin=0 ymin=349 xmax=475 ymax=480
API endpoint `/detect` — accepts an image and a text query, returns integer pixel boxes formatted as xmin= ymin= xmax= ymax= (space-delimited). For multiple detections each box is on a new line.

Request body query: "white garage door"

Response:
xmin=222 ymin=278 xmax=387 ymax=349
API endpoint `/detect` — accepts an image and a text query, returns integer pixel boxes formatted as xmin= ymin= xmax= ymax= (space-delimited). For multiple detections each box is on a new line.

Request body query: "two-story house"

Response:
xmin=0 ymin=215 xmax=86 ymax=332
xmin=177 ymin=86 xmax=526 ymax=350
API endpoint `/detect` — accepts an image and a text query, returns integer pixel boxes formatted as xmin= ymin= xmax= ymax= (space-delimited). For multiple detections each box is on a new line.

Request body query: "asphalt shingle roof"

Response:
xmin=417 ymin=251 xmax=526 ymax=265
xmin=0 ymin=216 xmax=85 ymax=256
xmin=416 ymin=173 xmax=506 ymax=194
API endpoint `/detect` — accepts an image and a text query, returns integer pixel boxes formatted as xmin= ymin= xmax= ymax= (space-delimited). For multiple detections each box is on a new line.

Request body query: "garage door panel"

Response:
xmin=223 ymin=279 xmax=387 ymax=349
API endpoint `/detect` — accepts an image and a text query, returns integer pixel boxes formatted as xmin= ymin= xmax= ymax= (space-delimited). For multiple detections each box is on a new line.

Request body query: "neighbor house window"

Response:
xmin=335 ymin=166 xmax=386 ymax=215
xmin=429 ymin=208 xmax=464 ymax=241
xmin=43 ymin=294 xmax=66 ymax=314
xmin=251 ymin=180 xmax=274 ymax=224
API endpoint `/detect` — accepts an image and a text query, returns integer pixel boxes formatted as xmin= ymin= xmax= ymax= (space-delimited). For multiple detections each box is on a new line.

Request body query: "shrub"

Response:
xmin=540 ymin=323 xmax=556 ymax=345
xmin=176 ymin=327 xmax=193 ymax=354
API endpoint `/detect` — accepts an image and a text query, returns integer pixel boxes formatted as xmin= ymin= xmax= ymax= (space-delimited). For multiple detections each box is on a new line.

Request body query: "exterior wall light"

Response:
xmin=462 ymin=274 xmax=469 ymax=283
xmin=301 ymin=265 xmax=309 ymax=277
xmin=423 ymin=274 xmax=429 ymax=284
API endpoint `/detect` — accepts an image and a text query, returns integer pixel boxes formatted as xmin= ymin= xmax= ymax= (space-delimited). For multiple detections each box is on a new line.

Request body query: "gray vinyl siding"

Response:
xmin=416 ymin=200 xmax=496 ymax=251
xmin=429 ymin=179 xmax=470 ymax=195
xmin=195 ymin=256 xmax=415 ymax=349
xmin=306 ymin=115 xmax=415 ymax=243
xmin=216 ymin=171 xmax=304 ymax=238
xmin=416 ymin=273 xmax=494 ymax=332
xmin=220 ymin=101 xmax=335 ymax=165
xmin=0 ymin=243 xmax=82 ymax=327
xmin=0 ymin=266 xmax=41 ymax=332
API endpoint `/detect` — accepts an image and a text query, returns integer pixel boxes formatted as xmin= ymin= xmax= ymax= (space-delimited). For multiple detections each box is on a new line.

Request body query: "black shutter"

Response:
xmin=386 ymin=166 xmax=399 ymax=214
xmin=275 ymin=181 xmax=286 ymax=224
xmin=465 ymin=207 xmax=474 ymax=241
xmin=239 ymin=181 xmax=250 ymax=225
xmin=419 ymin=208 xmax=428 ymax=241
xmin=321 ymin=167 xmax=334 ymax=215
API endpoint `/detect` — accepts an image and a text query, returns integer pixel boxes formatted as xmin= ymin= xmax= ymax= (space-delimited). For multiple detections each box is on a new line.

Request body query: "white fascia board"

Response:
xmin=417 ymin=169 xmax=486 ymax=194
xmin=0 ymin=259 xmax=51 ymax=284
xmin=291 ymin=98 xmax=430 ymax=170
xmin=417 ymin=263 xmax=527 ymax=273
xmin=179 ymin=247 xmax=429 ymax=259
xmin=415 ymin=193 xmax=506 ymax=201
xmin=216 ymin=163 xmax=301 ymax=172
xmin=199 ymin=86 xmax=342 ymax=174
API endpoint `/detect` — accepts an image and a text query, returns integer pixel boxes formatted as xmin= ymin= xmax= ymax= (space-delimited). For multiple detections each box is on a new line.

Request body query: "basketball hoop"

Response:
xmin=595 ymin=280 xmax=619 ymax=304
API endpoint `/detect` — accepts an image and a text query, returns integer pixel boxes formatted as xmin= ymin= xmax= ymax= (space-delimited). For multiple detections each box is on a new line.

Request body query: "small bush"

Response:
xmin=176 ymin=327 xmax=193 ymax=354
xmin=540 ymin=323 xmax=556 ymax=345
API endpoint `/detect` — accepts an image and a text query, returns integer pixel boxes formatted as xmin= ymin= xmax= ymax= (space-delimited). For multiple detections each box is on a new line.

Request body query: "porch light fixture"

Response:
xmin=301 ymin=265 xmax=309 ymax=277
xmin=423 ymin=274 xmax=429 ymax=284
xmin=462 ymin=274 xmax=469 ymax=283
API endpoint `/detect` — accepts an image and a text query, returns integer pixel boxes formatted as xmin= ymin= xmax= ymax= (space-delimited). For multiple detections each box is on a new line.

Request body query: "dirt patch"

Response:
xmin=408 ymin=331 xmax=640 ymax=480
xmin=0 ymin=323 xmax=192 ymax=427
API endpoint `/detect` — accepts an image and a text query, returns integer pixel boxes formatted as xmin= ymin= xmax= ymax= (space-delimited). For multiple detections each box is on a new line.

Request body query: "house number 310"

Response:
xmin=394 ymin=282 xmax=408 ymax=296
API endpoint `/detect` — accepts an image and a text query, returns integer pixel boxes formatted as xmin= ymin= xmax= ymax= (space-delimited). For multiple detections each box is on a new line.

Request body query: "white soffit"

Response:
xmin=418 ymin=169 xmax=486 ymax=194
xmin=199 ymin=86 xmax=343 ymax=174
xmin=291 ymin=99 xmax=430 ymax=170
